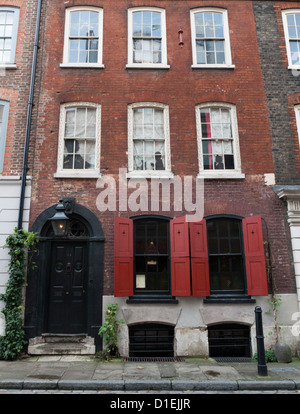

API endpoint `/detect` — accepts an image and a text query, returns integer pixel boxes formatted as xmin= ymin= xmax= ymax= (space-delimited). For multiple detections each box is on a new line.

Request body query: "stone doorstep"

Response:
xmin=28 ymin=334 xmax=96 ymax=355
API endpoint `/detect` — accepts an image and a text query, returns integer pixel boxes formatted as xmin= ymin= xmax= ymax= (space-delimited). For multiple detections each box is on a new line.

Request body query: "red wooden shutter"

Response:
xmin=170 ymin=216 xmax=191 ymax=296
xmin=242 ymin=216 xmax=268 ymax=296
xmin=190 ymin=220 xmax=210 ymax=296
xmin=114 ymin=217 xmax=133 ymax=297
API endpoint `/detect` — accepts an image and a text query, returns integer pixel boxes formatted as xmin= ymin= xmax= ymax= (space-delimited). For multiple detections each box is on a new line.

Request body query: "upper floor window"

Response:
xmin=282 ymin=10 xmax=300 ymax=69
xmin=127 ymin=102 xmax=173 ymax=178
xmin=54 ymin=102 xmax=101 ymax=178
xmin=61 ymin=7 xmax=103 ymax=68
xmin=0 ymin=7 xmax=19 ymax=66
xmin=0 ymin=100 xmax=9 ymax=174
xmin=190 ymin=8 xmax=233 ymax=68
xmin=294 ymin=104 xmax=300 ymax=145
xmin=127 ymin=8 xmax=169 ymax=69
xmin=195 ymin=103 xmax=244 ymax=179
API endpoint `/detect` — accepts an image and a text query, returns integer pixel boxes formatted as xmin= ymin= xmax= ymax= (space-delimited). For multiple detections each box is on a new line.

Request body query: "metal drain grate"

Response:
xmin=213 ymin=357 xmax=252 ymax=363
xmin=123 ymin=357 xmax=185 ymax=362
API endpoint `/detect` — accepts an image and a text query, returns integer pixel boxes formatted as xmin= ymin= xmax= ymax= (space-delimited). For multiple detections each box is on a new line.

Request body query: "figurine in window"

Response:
xmin=214 ymin=154 xmax=224 ymax=170
xmin=63 ymin=139 xmax=92 ymax=169
xmin=151 ymin=151 xmax=164 ymax=170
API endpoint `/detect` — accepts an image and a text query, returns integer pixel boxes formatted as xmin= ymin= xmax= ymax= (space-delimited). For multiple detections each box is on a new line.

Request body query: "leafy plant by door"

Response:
xmin=0 ymin=228 xmax=38 ymax=360
xmin=98 ymin=303 xmax=124 ymax=360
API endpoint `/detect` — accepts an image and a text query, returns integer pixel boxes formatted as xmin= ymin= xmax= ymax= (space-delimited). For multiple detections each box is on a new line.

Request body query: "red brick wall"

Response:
xmin=0 ymin=0 xmax=37 ymax=176
xmin=30 ymin=0 xmax=294 ymax=295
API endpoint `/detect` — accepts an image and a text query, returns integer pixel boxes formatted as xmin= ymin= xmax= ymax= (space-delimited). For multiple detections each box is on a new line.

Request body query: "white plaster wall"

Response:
xmin=289 ymin=224 xmax=300 ymax=312
xmin=103 ymin=293 xmax=299 ymax=357
xmin=0 ymin=178 xmax=31 ymax=336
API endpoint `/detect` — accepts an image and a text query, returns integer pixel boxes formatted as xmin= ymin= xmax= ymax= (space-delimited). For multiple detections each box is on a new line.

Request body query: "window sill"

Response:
xmin=60 ymin=63 xmax=105 ymax=69
xmin=127 ymin=296 xmax=178 ymax=304
xmin=204 ymin=296 xmax=256 ymax=304
xmin=126 ymin=171 xmax=174 ymax=179
xmin=54 ymin=171 xmax=102 ymax=179
xmin=0 ymin=175 xmax=20 ymax=181
xmin=0 ymin=64 xmax=17 ymax=70
xmin=191 ymin=64 xmax=235 ymax=69
xmin=197 ymin=171 xmax=245 ymax=180
xmin=126 ymin=64 xmax=170 ymax=70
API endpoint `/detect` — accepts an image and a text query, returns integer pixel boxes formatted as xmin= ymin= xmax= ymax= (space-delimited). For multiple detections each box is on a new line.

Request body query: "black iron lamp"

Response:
xmin=49 ymin=199 xmax=70 ymax=236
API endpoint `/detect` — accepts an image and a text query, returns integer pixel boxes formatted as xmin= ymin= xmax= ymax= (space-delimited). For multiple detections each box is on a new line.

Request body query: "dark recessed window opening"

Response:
xmin=207 ymin=218 xmax=246 ymax=296
xmin=134 ymin=218 xmax=170 ymax=296
xmin=208 ymin=324 xmax=251 ymax=358
xmin=129 ymin=323 xmax=174 ymax=357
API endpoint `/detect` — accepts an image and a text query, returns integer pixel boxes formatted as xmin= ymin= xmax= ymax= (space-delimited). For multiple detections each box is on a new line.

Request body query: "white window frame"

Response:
xmin=0 ymin=100 xmax=9 ymax=174
xmin=60 ymin=6 xmax=104 ymax=68
xmin=126 ymin=7 xmax=170 ymax=69
xmin=0 ymin=7 xmax=19 ymax=69
xmin=54 ymin=102 xmax=101 ymax=178
xmin=294 ymin=104 xmax=300 ymax=147
xmin=127 ymin=102 xmax=173 ymax=178
xmin=195 ymin=102 xmax=244 ymax=179
xmin=282 ymin=9 xmax=300 ymax=70
xmin=190 ymin=8 xmax=234 ymax=69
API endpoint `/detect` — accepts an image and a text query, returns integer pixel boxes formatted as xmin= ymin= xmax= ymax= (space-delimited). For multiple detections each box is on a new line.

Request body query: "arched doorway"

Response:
xmin=24 ymin=200 xmax=104 ymax=352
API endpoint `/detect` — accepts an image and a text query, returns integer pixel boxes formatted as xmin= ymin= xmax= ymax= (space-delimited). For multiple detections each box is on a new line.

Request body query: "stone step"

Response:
xmin=28 ymin=334 xmax=96 ymax=355
xmin=42 ymin=333 xmax=88 ymax=343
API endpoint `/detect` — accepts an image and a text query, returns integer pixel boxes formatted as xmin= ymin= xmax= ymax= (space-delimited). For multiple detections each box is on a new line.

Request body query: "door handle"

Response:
xmin=66 ymin=262 xmax=72 ymax=273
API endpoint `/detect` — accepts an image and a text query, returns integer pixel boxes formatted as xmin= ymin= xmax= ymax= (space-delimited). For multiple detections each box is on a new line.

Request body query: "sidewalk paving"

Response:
xmin=0 ymin=356 xmax=300 ymax=392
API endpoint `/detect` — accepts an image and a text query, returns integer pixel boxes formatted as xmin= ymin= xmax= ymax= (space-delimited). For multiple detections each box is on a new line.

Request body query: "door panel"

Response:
xmin=47 ymin=242 xmax=87 ymax=333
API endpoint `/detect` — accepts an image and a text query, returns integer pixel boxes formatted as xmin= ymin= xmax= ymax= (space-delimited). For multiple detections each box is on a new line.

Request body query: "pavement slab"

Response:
xmin=0 ymin=356 xmax=299 ymax=391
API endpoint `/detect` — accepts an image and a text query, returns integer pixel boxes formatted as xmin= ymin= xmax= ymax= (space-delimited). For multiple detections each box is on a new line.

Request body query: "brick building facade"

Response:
xmin=22 ymin=0 xmax=298 ymax=357
xmin=0 ymin=0 xmax=38 ymax=335
xmin=253 ymin=1 xmax=300 ymax=327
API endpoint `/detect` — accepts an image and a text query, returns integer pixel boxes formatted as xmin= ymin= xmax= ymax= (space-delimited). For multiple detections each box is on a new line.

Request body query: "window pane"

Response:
xmin=214 ymin=154 xmax=224 ymax=169
xmin=143 ymin=25 xmax=151 ymax=37
xmin=224 ymin=154 xmax=234 ymax=169
xmin=89 ymin=50 xmax=98 ymax=63
xmin=287 ymin=14 xmax=295 ymax=26
xmin=196 ymin=24 xmax=205 ymax=39
xmin=207 ymin=218 xmax=245 ymax=293
xmin=206 ymin=51 xmax=215 ymax=64
xmin=288 ymin=26 xmax=297 ymax=38
xmin=215 ymin=26 xmax=224 ymax=38
xmin=133 ymin=25 xmax=142 ymax=37
xmin=216 ymin=51 xmax=225 ymax=64
xmin=214 ymin=12 xmax=223 ymax=26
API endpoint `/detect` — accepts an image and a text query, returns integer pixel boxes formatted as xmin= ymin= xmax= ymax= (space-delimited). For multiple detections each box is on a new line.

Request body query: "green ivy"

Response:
xmin=0 ymin=228 xmax=38 ymax=360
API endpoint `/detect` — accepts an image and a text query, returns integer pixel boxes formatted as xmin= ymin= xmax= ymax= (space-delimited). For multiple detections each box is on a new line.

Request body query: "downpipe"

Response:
xmin=17 ymin=0 xmax=42 ymax=230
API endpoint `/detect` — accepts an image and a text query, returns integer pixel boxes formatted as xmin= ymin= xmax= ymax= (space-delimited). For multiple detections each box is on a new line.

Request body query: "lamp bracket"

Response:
xmin=61 ymin=197 xmax=75 ymax=215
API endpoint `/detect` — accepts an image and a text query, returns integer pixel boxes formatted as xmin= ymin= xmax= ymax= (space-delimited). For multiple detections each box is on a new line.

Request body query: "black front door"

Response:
xmin=47 ymin=242 xmax=87 ymax=333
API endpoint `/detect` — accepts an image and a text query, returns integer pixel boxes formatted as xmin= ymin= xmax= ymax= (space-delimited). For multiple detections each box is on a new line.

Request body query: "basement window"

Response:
xmin=129 ymin=323 xmax=174 ymax=357
xmin=208 ymin=323 xmax=251 ymax=358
